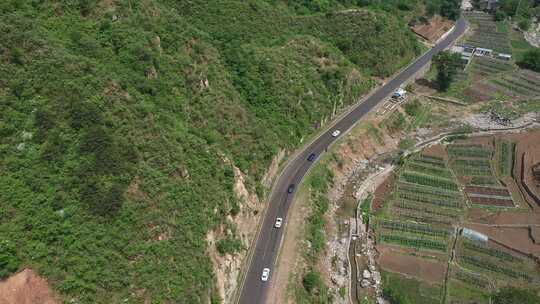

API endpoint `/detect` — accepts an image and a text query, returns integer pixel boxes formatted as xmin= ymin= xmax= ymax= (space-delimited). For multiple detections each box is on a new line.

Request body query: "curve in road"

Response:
xmin=239 ymin=17 xmax=468 ymax=304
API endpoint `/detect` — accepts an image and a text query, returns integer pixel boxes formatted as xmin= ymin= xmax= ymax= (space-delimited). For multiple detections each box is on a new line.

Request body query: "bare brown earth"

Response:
xmin=467 ymin=208 xmax=540 ymax=225
xmin=412 ymin=16 xmax=454 ymax=43
xmin=0 ymin=269 xmax=58 ymax=304
xmin=372 ymin=173 xmax=395 ymax=211
xmin=464 ymin=223 xmax=540 ymax=257
xmin=422 ymin=144 xmax=448 ymax=160
xmin=377 ymin=245 xmax=446 ymax=283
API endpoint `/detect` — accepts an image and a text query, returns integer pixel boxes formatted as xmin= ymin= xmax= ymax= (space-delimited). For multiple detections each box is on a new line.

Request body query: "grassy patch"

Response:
xmin=382 ymin=271 xmax=442 ymax=304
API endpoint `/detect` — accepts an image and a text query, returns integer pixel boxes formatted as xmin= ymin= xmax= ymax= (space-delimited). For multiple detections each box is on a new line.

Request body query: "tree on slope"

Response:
xmin=518 ymin=49 xmax=540 ymax=72
xmin=433 ymin=50 xmax=462 ymax=91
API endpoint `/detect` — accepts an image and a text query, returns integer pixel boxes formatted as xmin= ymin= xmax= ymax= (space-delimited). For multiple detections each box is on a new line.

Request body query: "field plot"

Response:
xmin=372 ymin=133 xmax=540 ymax=303
xmin=447 ymin=269 xmax=491 ymax=304
xmin=469 ymin=56 xmax=514 ymax=78
xmin=377 ymin=247 xmax=446 ymax=283
xmin=375 ymin=218 xmax=451 ymax=252
xmin=455 ymin=237 xmax=539 ymax=286
xmin=496 ymin=139 xmax=516 ymax=177
xmin=387 ymin=154 xmax=464 ymax=228
xmin=463 ymin=12 xmax=511 ymax=54
xmin=447 ymin=143 xmax=515 ymax=208
xmin=487 ymin=70 xmax=540 ymax=98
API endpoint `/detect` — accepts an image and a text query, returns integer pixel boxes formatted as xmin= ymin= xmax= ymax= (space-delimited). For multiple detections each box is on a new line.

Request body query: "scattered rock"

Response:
xmin=362 ymin=269 xmax=372 ymax=279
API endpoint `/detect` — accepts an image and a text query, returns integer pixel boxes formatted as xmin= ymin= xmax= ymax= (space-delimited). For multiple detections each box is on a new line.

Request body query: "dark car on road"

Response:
xmin=307 ymin=153 xmax=316 ymax=161
xmin=287 ymin=184 xmax=295 ymax=194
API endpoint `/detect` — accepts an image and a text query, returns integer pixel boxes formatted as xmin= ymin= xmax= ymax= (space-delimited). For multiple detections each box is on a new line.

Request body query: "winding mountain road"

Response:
xmin=238 ymin=17 xmax=468 ymax=304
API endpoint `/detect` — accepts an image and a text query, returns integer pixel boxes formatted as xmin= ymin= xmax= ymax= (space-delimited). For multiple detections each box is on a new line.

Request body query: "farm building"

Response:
xmin=475 ymin=47 xmax=493 ymax=57
xmin=497 ymin=53 xmax=512 ymax=61
xmin=462 ymin=228 xmax=489 ymax=243
xmin=451 ymin=44 xmax=475 ymax=65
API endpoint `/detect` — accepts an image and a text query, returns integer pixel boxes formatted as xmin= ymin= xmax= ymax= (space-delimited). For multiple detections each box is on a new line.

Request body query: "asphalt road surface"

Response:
xmin=238 ymin=17 xmax=467 ymax=304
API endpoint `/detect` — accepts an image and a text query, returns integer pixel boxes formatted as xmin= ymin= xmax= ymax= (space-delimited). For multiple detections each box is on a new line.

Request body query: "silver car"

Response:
xmin=261 ymin=268 xmax=270 ymax=282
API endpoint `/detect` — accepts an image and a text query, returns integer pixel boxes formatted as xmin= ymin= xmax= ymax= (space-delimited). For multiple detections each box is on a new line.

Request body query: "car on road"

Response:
xmin=274 ymin=217 xmax=283 ymax=228
xmin=331 ymin=130 xmax=341 ymax=137
xmin=307 ymin=153 xmax=316 ymax=161
xmin=287 ymin=184 xmax=295 ymax=194
xmin=261 ymin=268 xmax=270 ymax=282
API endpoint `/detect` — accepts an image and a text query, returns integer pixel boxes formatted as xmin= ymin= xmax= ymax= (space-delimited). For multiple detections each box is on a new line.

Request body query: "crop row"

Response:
xmin=470 ymin=176 xmax=499 ymax=186
xmin=498 ymin=77 xmax=540 ymax=95
xmin=453 ymin=166 xmax=493 ymax=176
xmin=471 ymin=64 xmax=506 ymax=77
xmin=397 ymin=182 xmax=461 ymax=199
xmin=397 ymin=187 xmax=461 ymax=204
xmin=466 ymin=37 xmax=510 ymax=47
xmin=514 ymin=72 xmax=540 ymax=87
xmin=406 ymin=162 xmax=453 ymax=178
xmin=471 ymin=62 xmax=510 ymax=75
xmin=460 ymin=255 xmax=531 ymax=281
xmin=454 ymin=270 xmax=490 ymax=288
xmin=474 ymin=57 xmax=513 ymax=71
xmin=411 ymin=155 xmax=446 ymax=167
xmin=400 ymin=172 xmax=459 ymax=191
xmin=397 ymin=193 xmax=462 ymax=209
xmin=503 ymin=75 xmax=540 ymax=94
xmin=394 ymin=201 xmax=460 ymax=219
xmin=520 ymin=70 xmax=540 ymax=83
xmin=465 ymin=186 xmax=510 ymax=197
xmin=497 ymin=141 xmax=515 ymax=177
xmin=462 ymin=240 xmax=518 ymax=262
xmin=453 ymin=159 xmax=491 ymax=168
xmin=393 ymin=210 xmax=453 ymax=225
xmin=379 ymin=234 xmax=447 ymax=252
xmin=469 ymin=196 xmax=514 ymax=207
xmin=378 ymin=219 xmax=449 ymax=237
xmin=491 ymin=79 xmax=538 ymax=96
xmin=448 ymin=146 xmax=492 ymax=158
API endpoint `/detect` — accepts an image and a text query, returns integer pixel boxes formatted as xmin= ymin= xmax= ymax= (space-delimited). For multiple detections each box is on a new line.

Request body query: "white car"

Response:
xmin=261 ymin=268 xmax=270 ymax=282
xmin=274 ymin=217 xmax=283 ymax=228
xmin=331 ymin=130 xmax=341 ymax=137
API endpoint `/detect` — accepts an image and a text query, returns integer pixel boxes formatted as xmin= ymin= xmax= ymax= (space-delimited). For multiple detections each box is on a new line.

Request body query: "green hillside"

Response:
xmin=0 ymin=1 xmax=424 ymax=303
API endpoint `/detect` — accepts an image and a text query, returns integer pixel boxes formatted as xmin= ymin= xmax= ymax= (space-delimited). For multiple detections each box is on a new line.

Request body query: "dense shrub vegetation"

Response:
xmin=518 ymin=49 xmax=540 ymax=72
xmin=0 ymin=0 xmax=426 ymax=302
xmin=433 ymin=50 xmax=463 ymax=91
xmin=486 ymin=0 xmax=540 ymax=30
xmin=492 ymin=287 xmax=540 ymax=304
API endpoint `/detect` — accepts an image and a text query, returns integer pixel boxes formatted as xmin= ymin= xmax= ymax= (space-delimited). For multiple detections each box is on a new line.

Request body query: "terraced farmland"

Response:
xmin=448 ymin=143 xmax=515 ymax=207
xmin=463 ymin=12 xmax=511 ymax=54
xmin=389 ymin=154 xmax=464 ymax=226
xmin=487 ymin=70 xmax=540 ymax=98
xmin=456 ymin=237 xmax=539 ymax=285
xmin=375 ymin=217 xmax=451 ymax=252
xmin=469 ymin=56 xmax=514 ymax=77
xmin=496 ymin=140 xmax=516 ymax=177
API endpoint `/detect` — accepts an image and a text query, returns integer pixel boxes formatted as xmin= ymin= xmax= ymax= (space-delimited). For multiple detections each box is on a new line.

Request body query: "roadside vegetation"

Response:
xmin=295 ymin=166 xmax=334 ymax=303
